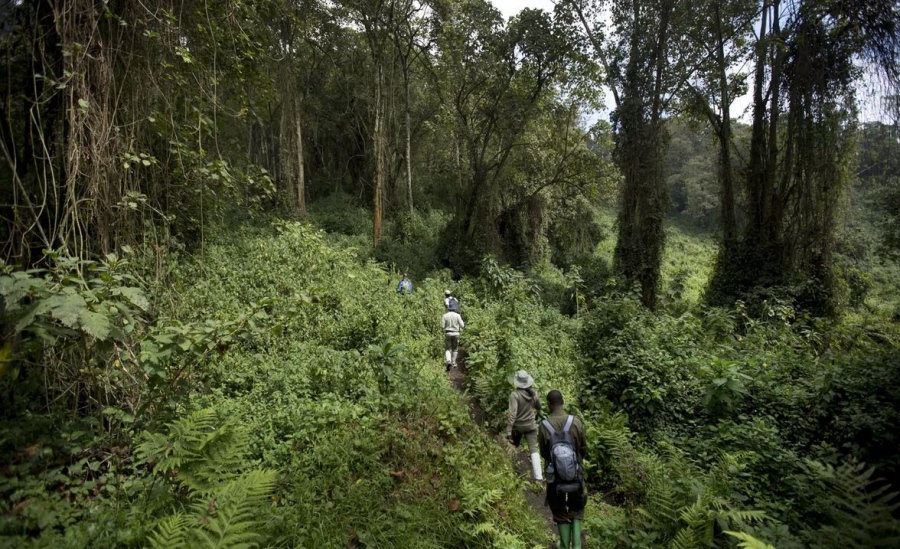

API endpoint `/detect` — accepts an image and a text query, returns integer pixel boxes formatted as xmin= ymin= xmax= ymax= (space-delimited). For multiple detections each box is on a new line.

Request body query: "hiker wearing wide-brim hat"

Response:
xmin=506 ymin=369 xmax=543 ymax=481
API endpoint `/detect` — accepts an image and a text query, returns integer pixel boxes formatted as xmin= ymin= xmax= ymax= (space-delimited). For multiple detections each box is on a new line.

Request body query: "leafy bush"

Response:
xmin=374 ymin=209 xmax=450 ymax=280
xmin=306 ymin=193 xmax=372 ymax=236
xmin=463 ymin=257 xmax=580 ymax=430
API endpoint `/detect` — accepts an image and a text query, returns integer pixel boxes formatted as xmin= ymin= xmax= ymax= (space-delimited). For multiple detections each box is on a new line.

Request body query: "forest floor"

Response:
xmin=448 ymin=352 xmax=560 ymax=547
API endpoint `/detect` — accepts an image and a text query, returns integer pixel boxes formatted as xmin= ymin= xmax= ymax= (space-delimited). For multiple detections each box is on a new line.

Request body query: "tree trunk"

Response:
xmin=715 ymin=2 xmax=736 ymax=243
xmin=294 ymin=95 xmax=306 ymax=218
xmin=404 ymin=66 xmax=413 ymax=214
xmin=373 ymin=66 xmax=385 ymax=247
xmin=747 ymin=0 xmax=769 ymax=241
xmin=612 ymin=0 xmax=672 ymax=309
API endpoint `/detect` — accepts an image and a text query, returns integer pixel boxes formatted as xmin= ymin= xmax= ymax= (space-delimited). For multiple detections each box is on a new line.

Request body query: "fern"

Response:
xmin=137 ymin=408 xmax=251 ymax=493
xmin=804 ymin=459 xmax=900 ymax=548
xmin=670 ymin=496 xmax=715 ymax=549
xmin=625 ymin=444 xmax=769 ymax=549
xmin=140 ymin=408 xmax=276 ymax=548
xmin=147 ymin=515 xmax=192 ymax=549
xmin=725 ymin=531 xmax=778 ymax=549
xmin=188 ymin=470 xmax=277 ymax=549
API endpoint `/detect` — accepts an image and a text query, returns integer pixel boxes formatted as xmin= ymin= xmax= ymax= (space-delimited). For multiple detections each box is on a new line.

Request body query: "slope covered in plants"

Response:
xmin=0 ymin=222 xmax=550 ymax=548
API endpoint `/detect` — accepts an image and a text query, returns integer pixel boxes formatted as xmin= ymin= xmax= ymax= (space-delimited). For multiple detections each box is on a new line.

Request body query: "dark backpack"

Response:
xmin=447 ymin=296 xmax=460 ymax=313
xmin=542 ymin=415 xmax=582 ymax=493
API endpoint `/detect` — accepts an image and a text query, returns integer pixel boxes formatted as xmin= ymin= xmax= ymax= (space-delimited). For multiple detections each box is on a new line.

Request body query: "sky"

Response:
xmin=491 ymin=0 xmax=556 ymax=17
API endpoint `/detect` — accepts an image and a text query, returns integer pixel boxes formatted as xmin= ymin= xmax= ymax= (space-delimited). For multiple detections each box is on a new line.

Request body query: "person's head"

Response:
xmin=547 ymin=390 xmax=564 ymax=410
xmin=512 ymin=370 xmax=534 ymax=390
xmin=444 ymin=289 xmax=452 ymax=297
xmin=402 ymin=273 xmax=408 ymax=280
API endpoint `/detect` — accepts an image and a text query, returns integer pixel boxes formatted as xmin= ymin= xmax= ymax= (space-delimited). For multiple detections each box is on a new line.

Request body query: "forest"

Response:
xmin=1 ymin=0 xmax=899 ymax=547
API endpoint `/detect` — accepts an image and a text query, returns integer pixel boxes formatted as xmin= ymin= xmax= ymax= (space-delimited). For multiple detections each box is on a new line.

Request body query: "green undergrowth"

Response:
xmin=4 ymin=204 xmax=899 ymax=549
xmin=166 ymin=221 xmax=550 ymax=547
xmin=578 ymin=293 xmax=900 ymax=547
xmin=0 ymin=221 xmax=549 ymax=548
xmin=592 ymin=210 xmax=718 ymax=306
xmin=461 ymin=257 xmax=581 ymax=430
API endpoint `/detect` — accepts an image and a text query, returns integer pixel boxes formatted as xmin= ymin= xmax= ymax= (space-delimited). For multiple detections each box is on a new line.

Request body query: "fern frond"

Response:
xmin=645 ymin=477 xmax=680 ymax=527
xmin=671 ymin=525 xmax=710 ymax=549
xmin=188 ymin=469 xmax=277 ymax=549
xmin=137 ymin=408 xmax=251 ymax=493
xmin=147 ymin=514 xmax=192 ymax=549
xmin=725 ymin=531 xmax=777 ymax=549
xmin=596 ymin=426 xmax=633 ymax=461
xmin=806 ymin=459 xmax=900 ymax=548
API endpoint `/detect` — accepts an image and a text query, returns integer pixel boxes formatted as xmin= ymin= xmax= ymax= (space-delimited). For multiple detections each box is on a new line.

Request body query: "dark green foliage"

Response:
xmin=801 ymin=460 xmax=900 ymax=548
xmin=579 ymin=296 xmax=699 ymax=433
xmin=306 ymin=194 xmax=373 ymax=237
xmin=577 ymin=289 xmax=900 ymax=545
xmin=375 ymin=209 xmax=450 ymax=280
xmin=548 ymin=196 xmax=610 ymax=268
xmin=0 ymin=254 xmax=149 ymax=418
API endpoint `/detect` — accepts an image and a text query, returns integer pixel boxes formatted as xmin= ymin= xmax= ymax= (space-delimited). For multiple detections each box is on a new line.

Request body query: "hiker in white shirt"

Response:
xmin=441 ymin=301 xmax=464 ymax=372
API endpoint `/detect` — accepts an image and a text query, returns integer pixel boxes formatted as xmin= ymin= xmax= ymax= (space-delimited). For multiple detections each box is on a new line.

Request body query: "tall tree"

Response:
xmin=568 ymin=0 xmax=691 ymax=307
xmin=680 ymin=0 xmax=757 ymax=243
xmin=707 ymin=0 xmax=900 ymax=313
xmin=431 ymin=1 xmax=576 ymax=270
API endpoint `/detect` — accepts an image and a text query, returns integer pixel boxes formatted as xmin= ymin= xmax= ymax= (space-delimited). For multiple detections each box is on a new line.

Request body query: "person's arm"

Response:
xmin=531 ymin=388 xmax=541 ymax=412
xmin=538 ymin=425 xmax=550 ymax=461
xmin=459 ymin=316 xmax=465 ymax=330
xmin=575 ymin=418 xmax=587 ymax=462
xmin=441 ymin=314 xmax=447 ymax=331
xmin=506 ymin=392 xmax=518 ymax=437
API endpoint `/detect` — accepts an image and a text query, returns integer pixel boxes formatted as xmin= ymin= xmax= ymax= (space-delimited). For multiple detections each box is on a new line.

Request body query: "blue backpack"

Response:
xmin=447 ymin=296 xmax=460 ymax=312
xmin=542 ymin=415 xmax=582 ymax=493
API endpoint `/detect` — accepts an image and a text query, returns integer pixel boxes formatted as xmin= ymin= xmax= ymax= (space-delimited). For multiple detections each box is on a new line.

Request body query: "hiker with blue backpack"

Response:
xmin=396 ymin=273 xmax=413 ymax=294
xmin=443 ymin=289 xmax=459 ymax=312
xmin=539 ymin=390 xmax=587 ymax=549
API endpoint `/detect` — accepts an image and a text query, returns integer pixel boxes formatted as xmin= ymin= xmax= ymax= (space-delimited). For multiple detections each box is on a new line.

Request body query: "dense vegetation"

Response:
xmin=2 ymin=0 xmax=900 ymax=547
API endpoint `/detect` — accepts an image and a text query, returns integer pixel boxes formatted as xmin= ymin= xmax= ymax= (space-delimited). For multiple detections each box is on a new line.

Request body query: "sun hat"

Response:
xmin=444 ymin=289 xmax=452 ymax=296
xmin=511 ymin=370 xmax=534 ymax=389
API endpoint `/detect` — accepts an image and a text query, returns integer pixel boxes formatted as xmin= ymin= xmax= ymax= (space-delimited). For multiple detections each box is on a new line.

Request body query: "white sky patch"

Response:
xmin=491 ymin=0 xmax=557 ymax=18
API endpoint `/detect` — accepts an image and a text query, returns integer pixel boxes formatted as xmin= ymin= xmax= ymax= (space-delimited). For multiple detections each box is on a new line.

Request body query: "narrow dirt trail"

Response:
xmin=447 ymin=355 xmax=559 ymax=547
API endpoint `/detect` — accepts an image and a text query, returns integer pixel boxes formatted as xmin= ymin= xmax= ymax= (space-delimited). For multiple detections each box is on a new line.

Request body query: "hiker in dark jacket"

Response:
xmin=505 ymin=370 xmax=542 ymax=481
xmin=538 ymin=390 xmax=587 ymax=549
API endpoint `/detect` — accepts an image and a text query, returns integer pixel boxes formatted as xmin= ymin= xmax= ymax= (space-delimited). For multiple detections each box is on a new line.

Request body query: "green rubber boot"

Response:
xmin=571 ymin=519 xmax=583 ymax=549
xmin=558 ymin=523 xmax=572 ymax=549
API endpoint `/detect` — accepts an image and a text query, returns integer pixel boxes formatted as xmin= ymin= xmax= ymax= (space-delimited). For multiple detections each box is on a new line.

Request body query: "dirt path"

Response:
xmin=447 ymin=355 xmax=558 ymax=547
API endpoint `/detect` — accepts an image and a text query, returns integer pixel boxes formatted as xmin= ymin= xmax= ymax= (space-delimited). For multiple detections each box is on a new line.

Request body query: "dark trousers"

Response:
xmin=547 ymin=483 xmax=586 ymax=523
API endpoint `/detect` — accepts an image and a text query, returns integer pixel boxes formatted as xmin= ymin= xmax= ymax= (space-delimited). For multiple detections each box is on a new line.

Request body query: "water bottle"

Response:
xmin=546 ymin=462 xmax=555 ymax=483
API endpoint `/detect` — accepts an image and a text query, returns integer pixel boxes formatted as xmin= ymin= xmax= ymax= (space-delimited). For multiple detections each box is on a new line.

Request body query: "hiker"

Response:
xmin=539 ymin=390 xmax=587 ymax=549
xmin=396 ymin=273 xmax=413 ymax=295
xmin=441 ymin=301 xmax=464 ymax=372
xmin=444 ymin=289 xmax=460 ymax=313
xmin=505 ymin=370 xmax=543 ymax=481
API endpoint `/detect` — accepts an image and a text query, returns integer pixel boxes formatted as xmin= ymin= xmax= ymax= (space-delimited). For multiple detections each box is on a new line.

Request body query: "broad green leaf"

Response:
xmin=49 ymin=291 xmax=88 ymax=328
xmin=113 ymin=286 xmax=150 ymax=311
xmin=14 ymin=299 xmax=54 ymax=332
xmin=78 ymin=309 xmax=111 ymax=340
